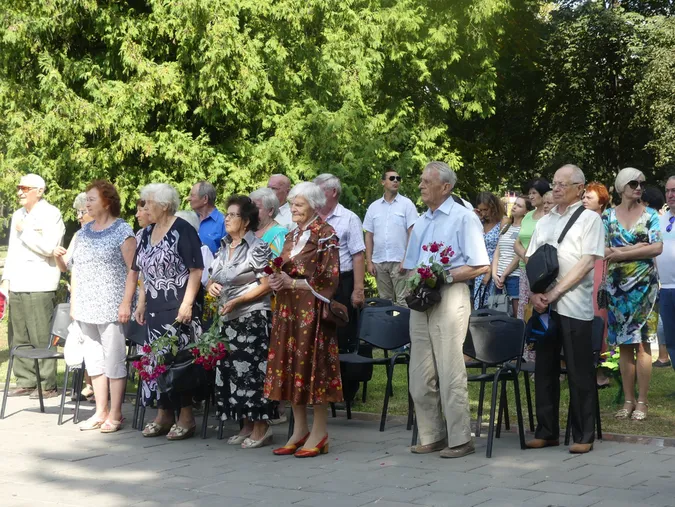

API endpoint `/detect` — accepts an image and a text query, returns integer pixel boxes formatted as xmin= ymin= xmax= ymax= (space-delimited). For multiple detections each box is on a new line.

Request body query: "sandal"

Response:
xmin=142 ymin=421 xmax=173 ymax=437
xmin=167 ymin=424 xmax=196 ymax=441
xmin=631 ymin=401 xmax=648 ymax=421
xmin=615 ymin=401 xmax=635 ymax=419
xmin=100 ymin=418 xmax=125 ymax=434
xmin=79 ymin=416 xmax=105 ymax=431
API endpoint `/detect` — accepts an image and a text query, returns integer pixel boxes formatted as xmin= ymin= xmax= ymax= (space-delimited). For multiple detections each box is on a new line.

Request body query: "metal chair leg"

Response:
xmin=1 ymin=354 xmax=15 ymax=419
xmin=380 ymin=363 xmax=394 ymax=432
xmin=362 ymin=381 xmax=368 ymax=403
xmin=138 ymin=405 xmax=146 ymax=431
xmin=287 ymin=408 xmax=295 ymax=441
xmin=502 ymin=380 xmax=511 ymax=431
xmin=74 ymin=367 xmax=84 ymax=424
xmin=330 ymin=402 xmax=336 ymax=418
xmin=201 ymin=391 xmax=211 ymax=439
xmin=34 ymin=360 xmax=45 ymax=413
xmin=564 ymin=404 xmax=572 ymax=446
xmin=132 ymin=380 xmax=142 ymax=429
xmin=58 ymin=366 xmax=70 ymax=425
xmin=595 ymin=385 xmax=602 ymax=440
xmin=486 ymin=373 xmax=502 ymax=458
xmin=496 ymin=384 xmax=505 ymax=439
xmin=475 ymin=364 xmax=487 ymax=438
xmin=406 ymin=363 xmax=413 ymax=431
xmin=346 ymin=398 xmax=352 ymax=420
xmin=411 ymin=413 xmax=418 ymax=446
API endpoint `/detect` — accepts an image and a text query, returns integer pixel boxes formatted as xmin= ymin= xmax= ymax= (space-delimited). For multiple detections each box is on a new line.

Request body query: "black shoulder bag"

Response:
xmin=526 ymin=205 xmax=586 ymax=294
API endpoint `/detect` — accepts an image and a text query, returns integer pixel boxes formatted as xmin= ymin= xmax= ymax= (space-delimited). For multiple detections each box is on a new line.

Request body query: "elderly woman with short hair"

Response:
xmin=73 ymin=192 xmax=93 ymax=228
xmin=123 ymin=183 xmax=205 ymax=440
xmin=250 ymin=188 xmax=288 ymax=257
xmin=206 ymin=196 xmax=276 ymax=448
xmin=264 ymin=182 xmax=342 ymax=458
xmin=603 ymin=168 xmax=663 ymax=421
xmin=54 ymin=180 xmax=136 ymax=432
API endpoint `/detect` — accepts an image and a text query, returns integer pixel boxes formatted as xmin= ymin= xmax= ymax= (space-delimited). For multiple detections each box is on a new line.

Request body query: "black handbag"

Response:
xmin=597 ymin=260 xmax=609 ymax=309
xmin=405 ymin=283 xmax=443 ymax=312
xmin=156 ymin=349 xmax=208 ymax=395
xmin=526 ymin=205 xmax=585 ymax=294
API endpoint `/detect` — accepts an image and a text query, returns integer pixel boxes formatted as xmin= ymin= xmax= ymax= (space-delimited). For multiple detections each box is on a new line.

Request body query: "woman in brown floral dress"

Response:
xmin=265 ymin=182 xmax=343 ymax=458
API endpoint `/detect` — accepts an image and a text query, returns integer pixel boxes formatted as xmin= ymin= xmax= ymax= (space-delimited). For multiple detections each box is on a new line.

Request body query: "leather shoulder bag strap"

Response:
xmin=556 ymin=205 xmax=586 ymax=244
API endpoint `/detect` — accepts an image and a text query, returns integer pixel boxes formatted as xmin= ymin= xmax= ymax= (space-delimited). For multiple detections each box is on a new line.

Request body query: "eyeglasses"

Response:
xmin=225 ymin=212 xmax=241 ymax=219
xmin=17 ymin=186 xmax=36 ymax=193
xmin=551 ymin=181 xmax=582 ymax=189
xmin=387 ymin=176 xmax=402 ymax=182
xmin=627 ymin=180 xmax=644 ymax=190
xmin=667 ymin=215 xmax=675 ymax=233
xmin=76 ymin=209 xmax=88 ymax=218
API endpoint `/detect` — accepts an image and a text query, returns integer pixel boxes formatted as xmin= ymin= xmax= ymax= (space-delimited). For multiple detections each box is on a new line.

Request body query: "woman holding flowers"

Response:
xmin=206 ymin=195 xmax=276 ymax=448
xmin=123 ymin=183 xmax=204 ymax=441
xmin=264 ymin=182 xmax=342 ymax=458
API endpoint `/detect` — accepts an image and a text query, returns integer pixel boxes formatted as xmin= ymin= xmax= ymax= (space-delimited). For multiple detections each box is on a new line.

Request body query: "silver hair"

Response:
xmin=614 ymin=167 xmax=644 ymax=194
xmin=195 ymin=181 xmax=217 ymax=206
xmin=72 ymin=192 xmax=87 ymax=210
xmin=249 ymin=187 xmax=280 ymax=218
xmin=313 ymin=173 xmax=342 ymax=198
xmin=667 ymin=174 xmax=675 ymax=183
xmin=424 ymin=161 xmax=457 ymax=187
xmin=140 ymin=183 xmax=181 ymax=215
xmin=174 ymin=210 xmax=200 ymax=233
xmin=288 ymin=182 xmax=326 ymax=211
xmin=558 ymin=164 xmax=586 ymax=185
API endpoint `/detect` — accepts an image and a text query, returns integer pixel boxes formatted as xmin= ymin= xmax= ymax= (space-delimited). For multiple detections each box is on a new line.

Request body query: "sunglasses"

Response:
xmin=17 ymin=185 xmax=36 ymax=193
xmin=627 ymin=180 xmax=644 ymax=190
xmin=387 ymin=176 xmax=402 ymax=182
xmin=667 ymin=215 xmax=674 ymax=233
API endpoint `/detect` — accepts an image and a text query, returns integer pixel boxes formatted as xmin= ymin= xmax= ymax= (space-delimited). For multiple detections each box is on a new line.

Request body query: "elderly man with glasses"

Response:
xmin=657 ymin=176 xmax=675 ymax=371
xmin=526 ymin=164 xmax=605 ymax=454
xmin=364 ymin=169 xmax=418 ymax=306
xmin=1 ymin=174 xmax=65 ymax=398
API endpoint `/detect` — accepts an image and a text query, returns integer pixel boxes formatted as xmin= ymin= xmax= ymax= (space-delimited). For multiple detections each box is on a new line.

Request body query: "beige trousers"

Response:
xmin=375 ymin=261 xmax=408 ymax=307
xmin=409 ymin=283 xmax=472 ymax=448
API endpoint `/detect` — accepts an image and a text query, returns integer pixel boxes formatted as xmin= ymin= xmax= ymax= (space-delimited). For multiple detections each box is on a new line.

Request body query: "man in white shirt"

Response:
xmin=268 ymin=174 xmax=295 ymax=230
xmin=403 ymin=161 xmax=489 ymax=458
xmin=657 ymin=175 xmax=675 ymax=370
xmin=364 ymin=169 xmax=418 ymax=306
xmin=526 ymin=164 xmax=605 ymax=454
xmin=315 ymin=173 xmax=366 ymax=400
xmin=1 ymin=174 xmax=65 ymax=398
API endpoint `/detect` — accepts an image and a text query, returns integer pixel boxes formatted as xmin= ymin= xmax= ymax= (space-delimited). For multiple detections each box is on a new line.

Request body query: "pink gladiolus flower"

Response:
xmin=142 ymin=344 xmax=152 ymax=354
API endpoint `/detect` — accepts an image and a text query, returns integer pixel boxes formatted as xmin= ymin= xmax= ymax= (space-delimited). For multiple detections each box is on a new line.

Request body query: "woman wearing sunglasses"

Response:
xmin=602 ymin=167 xmax=663 ymax=421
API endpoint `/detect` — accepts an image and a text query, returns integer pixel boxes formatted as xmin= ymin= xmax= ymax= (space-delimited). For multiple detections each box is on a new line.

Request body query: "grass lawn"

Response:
xmin=2 ymin=310 xmax=674 ymax=438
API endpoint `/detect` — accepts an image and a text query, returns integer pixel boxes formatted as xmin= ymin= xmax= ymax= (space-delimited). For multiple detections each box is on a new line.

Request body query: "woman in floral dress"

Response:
xmin=603 ymin=168 xmax=663 ymax=422
xmin=265 ymin=182 xmax=342 ymax=458
xmin=473 ymin=192 xmax=505 ymax=309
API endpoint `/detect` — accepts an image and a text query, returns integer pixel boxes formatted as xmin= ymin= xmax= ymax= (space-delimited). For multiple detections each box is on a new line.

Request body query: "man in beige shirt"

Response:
xmin=1 ymin=174 xmax=65 ymax=398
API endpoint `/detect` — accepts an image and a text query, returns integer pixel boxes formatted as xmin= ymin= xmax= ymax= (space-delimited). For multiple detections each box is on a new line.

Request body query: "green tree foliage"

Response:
xmin=0 ymin=0 xmax=510 ymax=220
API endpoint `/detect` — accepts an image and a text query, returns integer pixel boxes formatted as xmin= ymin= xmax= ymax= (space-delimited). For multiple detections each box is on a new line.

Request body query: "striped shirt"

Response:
xmin=496 ymin=224 xmax=522 ymax=278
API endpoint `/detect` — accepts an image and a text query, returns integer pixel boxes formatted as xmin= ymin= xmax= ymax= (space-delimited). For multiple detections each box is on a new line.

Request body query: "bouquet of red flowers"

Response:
xmin=132 ymin=327 xmax=179 ymax=382
xmin=263 ymin=256 xmax=284 ymax=275
xmin=190 ymin=318 xmax=228 ymax=371
xmin=405 ymin=242 xmax=455 ymax=312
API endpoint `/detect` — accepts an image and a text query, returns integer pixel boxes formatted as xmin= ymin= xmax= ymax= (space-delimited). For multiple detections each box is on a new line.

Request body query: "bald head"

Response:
xmin=268 ymin=174 xmax=291 ymax=204
xmin=552 ymin=164 xmax=585 ymax=207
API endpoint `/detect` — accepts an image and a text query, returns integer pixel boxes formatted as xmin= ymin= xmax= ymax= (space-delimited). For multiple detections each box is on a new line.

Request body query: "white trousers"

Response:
xmin=78 ymin=321 xmax=127 ymax=379
xmin=409 ymin=283 xmax=472 ymax=448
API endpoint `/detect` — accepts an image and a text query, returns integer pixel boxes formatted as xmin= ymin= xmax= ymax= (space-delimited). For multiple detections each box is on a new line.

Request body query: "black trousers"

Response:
xmin=335 ymin=271 xmax=372 ymax=402
xmin=534 ymin=312 xmax=596 ymax=444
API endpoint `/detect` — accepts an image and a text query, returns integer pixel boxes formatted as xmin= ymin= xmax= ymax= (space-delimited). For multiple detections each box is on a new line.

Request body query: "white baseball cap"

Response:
xmin=19 ymin=174 xmax=46 ymax=189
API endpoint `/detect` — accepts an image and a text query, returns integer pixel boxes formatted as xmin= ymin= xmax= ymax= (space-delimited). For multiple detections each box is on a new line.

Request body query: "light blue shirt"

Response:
xmin=199 ymin=208 xmax=226 ymax=255
xmin=363 ymin=193 xmax=419 ymax=263
xmin=403 ymin=196 xmax=489 ymax=272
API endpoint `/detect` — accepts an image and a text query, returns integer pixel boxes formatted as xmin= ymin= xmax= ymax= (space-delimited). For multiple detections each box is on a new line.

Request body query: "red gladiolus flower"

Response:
xmin=429 ymin=243 xmax=439 ymax=253
xmin=142 ymin=344 xmax=152 ymax=354
xmin=440 ymin=256 xmax=450 ymax=264
xmin=422 ymin=245 xmax=428 ymax=251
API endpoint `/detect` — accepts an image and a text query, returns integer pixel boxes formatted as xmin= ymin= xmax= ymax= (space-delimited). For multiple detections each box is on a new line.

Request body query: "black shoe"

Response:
xmin=29 ymin=389 xmax=59 ymax=399
xmin=653 ymin=359 xmax=671 ymax=368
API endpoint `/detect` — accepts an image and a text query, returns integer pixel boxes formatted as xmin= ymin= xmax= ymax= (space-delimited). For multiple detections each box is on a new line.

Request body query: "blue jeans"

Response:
xmin=660 ymin=289 xmax=675 ymax=370
xmin=496 ymin=276 xmax=520 ymax=298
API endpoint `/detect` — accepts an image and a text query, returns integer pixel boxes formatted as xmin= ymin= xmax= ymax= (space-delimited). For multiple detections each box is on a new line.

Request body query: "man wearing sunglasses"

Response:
xmin=364 ymin=170 xmax=418 ymax=306
xmin=656 ymin=175 xmax=675 ymax=371
xmin=1 ymin=174 xmax=65 ymax=398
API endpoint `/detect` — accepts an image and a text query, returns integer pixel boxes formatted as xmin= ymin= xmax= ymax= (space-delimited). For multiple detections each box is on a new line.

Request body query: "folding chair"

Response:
xmin=339 ymin=305 xmax=412 ymax=431
xmin=1 ymin=303 xmax=72 ymax=420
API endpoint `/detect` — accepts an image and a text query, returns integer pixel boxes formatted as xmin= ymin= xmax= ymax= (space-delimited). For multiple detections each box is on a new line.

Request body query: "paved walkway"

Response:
xmin=1 ymin=395 xmax=674 ymax=507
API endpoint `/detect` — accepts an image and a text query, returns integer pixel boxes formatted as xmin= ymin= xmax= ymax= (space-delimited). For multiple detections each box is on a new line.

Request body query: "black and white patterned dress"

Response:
xmin=132 ymin=217 xmax=204 ymax=407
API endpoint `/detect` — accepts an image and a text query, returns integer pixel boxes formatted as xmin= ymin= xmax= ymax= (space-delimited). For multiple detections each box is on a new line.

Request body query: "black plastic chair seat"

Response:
xmin=468 ymin=369 xmax=517 ymax=383
xmin=339 ymin=352 xmax=408 ymax=365
xmin=12 ymin=348 xmax=64 ymax=360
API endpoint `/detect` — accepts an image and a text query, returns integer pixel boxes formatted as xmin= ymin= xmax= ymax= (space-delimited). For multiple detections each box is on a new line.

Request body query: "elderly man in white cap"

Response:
xmin=1 ymin=174 xmax=65 ymax=398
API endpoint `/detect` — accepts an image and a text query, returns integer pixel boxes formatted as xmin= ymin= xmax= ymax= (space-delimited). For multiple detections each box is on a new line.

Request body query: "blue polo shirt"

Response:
xmin=199 ymin=208 xmax=226 ymax=254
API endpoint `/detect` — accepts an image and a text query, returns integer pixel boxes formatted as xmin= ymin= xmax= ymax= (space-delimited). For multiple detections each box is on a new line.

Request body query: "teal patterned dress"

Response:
xmin=602 ymin=207 xmax=661 ymax=346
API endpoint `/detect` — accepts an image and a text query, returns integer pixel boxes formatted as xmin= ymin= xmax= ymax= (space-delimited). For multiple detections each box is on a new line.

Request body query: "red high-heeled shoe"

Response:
xmin=272 ymin=433 xmax=310 ymax=456
xmin=294 ymin=434 xmax=329 ymax=458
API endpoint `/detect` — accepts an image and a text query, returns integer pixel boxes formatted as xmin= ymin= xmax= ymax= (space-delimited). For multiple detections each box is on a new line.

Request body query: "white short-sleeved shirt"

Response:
xmin=656 ymin=211 xmax=675 ymax=288
xmin=403 ymin=196 xmax=489 ymax=273
xmin=276 ymin=203 xmax=296 ymax=231
xmin=526 ymin=200 xmax=605 ymax=321
xmin=325 ymin=203 xmax=366 ymax=272
xmin=363 ymin=193 xmax=418 ymax=263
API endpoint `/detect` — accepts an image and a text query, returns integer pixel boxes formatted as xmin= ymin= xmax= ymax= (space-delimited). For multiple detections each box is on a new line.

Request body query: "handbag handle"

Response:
xmin=557 ymin=205 xmax=586 ymax=244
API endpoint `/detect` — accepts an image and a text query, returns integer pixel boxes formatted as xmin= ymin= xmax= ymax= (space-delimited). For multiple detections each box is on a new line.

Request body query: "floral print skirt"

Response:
xmin=216 ymin=310 xmax=277 ymax=422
